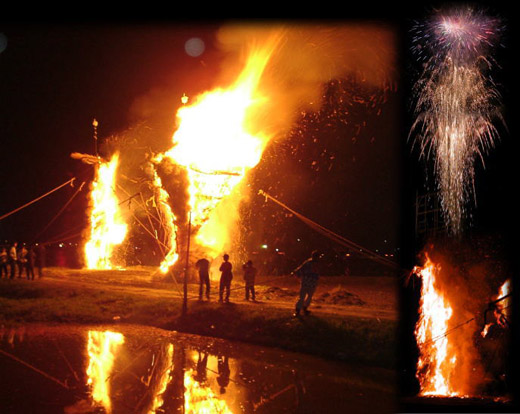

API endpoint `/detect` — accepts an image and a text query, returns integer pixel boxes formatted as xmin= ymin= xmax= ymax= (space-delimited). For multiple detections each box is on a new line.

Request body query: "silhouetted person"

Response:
xmin=18 ymin=246 xmax=30 ymax=279
xmin=219 ymin=254 xmax=233 ymax=303
xmin=0 ymin=247 xmax=8 ymax=278
xmin=243 ymin=260 xmax=257 ymax=301
xmin=292 ymin=250 xmax=321 ymax=317
xmin=217 ymin=355 xmax=230 ymax=394
xmin=26 ymin=246 xmax=36 ymax=280
xmin=9 ymin=242 xmax=18 ymax=279
xmin=194 ymin=351 xmax=208 ymax=384
xmin=195 ymin=258 xmax=210 ymax=300
xmin=36 ymin=244 xmax=46 ymax=278
xmin=17 ymin=244 xmax=25 ymax=278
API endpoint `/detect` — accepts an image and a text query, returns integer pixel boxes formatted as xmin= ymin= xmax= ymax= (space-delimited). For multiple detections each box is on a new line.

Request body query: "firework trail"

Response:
xmin=410 ymin=7 xmax=504 ymax=235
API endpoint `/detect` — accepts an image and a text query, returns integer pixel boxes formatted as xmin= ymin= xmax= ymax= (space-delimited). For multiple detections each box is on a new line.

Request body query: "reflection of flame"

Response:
xmin=414 ymin=254 xmax=459 ymax=396
xmin=85 ymin=153 xmax=128 ymax=269
xmin=158 ymin=38 xmax=279 ymax=257
xmin=149 ymin=344 xmax=174 ymax=414
xmin=481 ymin=278 xmax=511 ymax=337
xmin=184 ymin=368 xmax=233 ymax=414
xmin=86 ymin=330 xmax=125 ymax=413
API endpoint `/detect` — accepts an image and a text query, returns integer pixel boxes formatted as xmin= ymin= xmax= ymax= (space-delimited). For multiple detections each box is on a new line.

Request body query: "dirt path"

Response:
xmin=39 ymin=267 xmax=398 ymax=322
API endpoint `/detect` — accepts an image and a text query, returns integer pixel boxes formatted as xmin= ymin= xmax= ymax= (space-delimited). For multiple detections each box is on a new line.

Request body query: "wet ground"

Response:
xmin=0 ymin=324 xmax=397 ymax=414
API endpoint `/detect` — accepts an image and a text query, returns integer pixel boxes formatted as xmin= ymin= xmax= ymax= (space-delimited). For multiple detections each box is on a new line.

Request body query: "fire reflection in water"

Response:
xmin=85 ymin=331 xmax=233 ymax=413
xmin=86 ymin=330 xmax=125 ymax=413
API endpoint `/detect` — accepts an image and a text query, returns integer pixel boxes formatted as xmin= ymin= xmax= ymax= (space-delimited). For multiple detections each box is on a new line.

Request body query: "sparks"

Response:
xmin=410 ymin=7 xmax=504 ymax=235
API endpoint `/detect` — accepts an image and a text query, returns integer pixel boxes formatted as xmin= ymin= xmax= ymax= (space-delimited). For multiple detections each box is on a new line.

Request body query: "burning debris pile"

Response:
xmin=411 ymin=240 xmax=512 ymax=400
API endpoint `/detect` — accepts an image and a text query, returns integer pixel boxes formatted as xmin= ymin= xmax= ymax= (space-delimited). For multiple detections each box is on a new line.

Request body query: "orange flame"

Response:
xmin=184 ymin=368 xmax=233 ymax=414
xmin=159 ymin=38 xmax=280 ymax=257
xmin=85 ymin=153 xmax=128 ymax=269
xmin=414 ymin=254 xmax=459 ymax=396
xmin=86 ymin=330 xmax=125 ymax=412
xmin=149 ymin=165 xmax=179 ymax=274
xmin=481 ymin=278 xmax=511 ymax=337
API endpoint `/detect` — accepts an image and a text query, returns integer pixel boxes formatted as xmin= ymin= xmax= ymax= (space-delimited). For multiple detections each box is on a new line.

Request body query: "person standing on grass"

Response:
xmin=219 ymin=254 xmax=233 ymax=303
xmin=242 ymin=260 xmax=257 ymax=301
xmin=19 ymin=245 xmax=29 ymax=279
xmin=9 ymin=242 xmax=18 ymax=279
xmin=195 ymin=257 xmax=211 ymax=301
xmin=0 ymin=247 xmax=8 ymax=278
xmin=291 ymin=250 xmax=321 ymax=317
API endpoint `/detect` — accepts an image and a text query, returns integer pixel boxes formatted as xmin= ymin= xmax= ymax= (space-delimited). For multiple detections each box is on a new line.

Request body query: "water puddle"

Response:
xmin=0 ymin=324 xmax=396 ymax=413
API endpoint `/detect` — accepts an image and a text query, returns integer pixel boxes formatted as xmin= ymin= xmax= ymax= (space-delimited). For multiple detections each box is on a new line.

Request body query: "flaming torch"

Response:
xmin=410 ymin=7 xmax=504 ymax=235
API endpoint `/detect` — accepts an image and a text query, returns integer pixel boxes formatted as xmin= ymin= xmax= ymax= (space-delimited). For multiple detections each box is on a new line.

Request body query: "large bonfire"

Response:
xmin=412 ymin=244 xmax=512 ymax=399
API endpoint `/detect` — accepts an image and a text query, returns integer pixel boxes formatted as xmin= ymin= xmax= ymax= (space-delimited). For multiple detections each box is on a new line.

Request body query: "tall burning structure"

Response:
xmin=84 ymin=153 xmax=128 ymax=269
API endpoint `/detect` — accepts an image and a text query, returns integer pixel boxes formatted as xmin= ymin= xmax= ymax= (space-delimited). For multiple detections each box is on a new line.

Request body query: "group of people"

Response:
xmin=195 ymin=254 xmax=258 ymax=304
xmin=195 ymin=249 xmax=322 ymax=317
xmin=0 ymin=242 xmax=45 ymax=280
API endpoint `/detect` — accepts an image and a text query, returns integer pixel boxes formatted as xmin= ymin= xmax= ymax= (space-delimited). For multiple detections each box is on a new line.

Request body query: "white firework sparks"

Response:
xmin=410 ymin=7 xmax=504 ymax=235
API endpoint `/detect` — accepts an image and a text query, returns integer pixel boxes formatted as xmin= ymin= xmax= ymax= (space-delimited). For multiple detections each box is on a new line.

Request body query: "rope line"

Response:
xmin=0 ymin=178 xmax=76 ymax=222
xmin=31 ymin=181 xmax=86 ymax=244
xmin=258 ymin=190 xmax=400 ymax=270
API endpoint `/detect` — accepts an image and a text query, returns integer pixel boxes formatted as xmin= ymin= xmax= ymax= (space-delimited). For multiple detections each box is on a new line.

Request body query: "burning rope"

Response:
xmin=258 ymin=190 xmax=401 ymax=271
xmin=0 ymin=178 xmax=76 ymax=222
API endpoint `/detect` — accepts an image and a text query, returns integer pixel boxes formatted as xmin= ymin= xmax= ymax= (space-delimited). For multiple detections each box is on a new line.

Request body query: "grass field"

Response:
xmin=0 ymin=266 xmax=398 ymax=369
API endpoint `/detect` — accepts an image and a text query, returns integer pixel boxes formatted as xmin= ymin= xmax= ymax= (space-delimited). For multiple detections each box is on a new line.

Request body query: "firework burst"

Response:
xmin=410 ymin=7 xmax=504 ymax=235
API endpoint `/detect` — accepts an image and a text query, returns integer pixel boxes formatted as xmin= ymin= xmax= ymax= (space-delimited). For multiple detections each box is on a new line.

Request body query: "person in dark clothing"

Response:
xmin=19 ymin=245 xmax=35 ymax=280
xmin=217 ymin=355 xmax=230 ymax=394
xmin=219 ymin=254 xmax=233 ymax=303
xmin=194 ymin=351 xmax=208 ymax=384
xmin=9 ymin=242 xmax=18 ymax=279
xmin=195 ymin=258 xmax=211 ymax=300
xmin=242 ymin=260 xmax=257 ymax=301
xmin=0 ymin=247 xmax=8 ymax=278
xmin=18 ymin=245 xmax=28 ymax=279
xmin=291 ymin=250 xmax=321 ymax=317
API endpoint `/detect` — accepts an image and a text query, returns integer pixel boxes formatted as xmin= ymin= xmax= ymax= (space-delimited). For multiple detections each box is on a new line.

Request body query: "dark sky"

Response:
xmin=0 ymin=8 xmax=515 ymax=265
